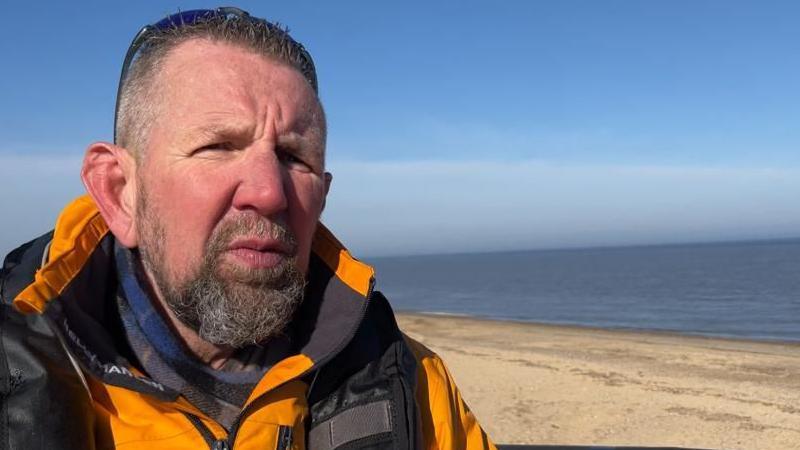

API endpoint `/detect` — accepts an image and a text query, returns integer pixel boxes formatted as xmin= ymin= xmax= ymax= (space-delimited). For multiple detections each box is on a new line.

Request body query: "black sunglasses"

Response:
xmin=113 ymin=7 xmax=317 ymax=144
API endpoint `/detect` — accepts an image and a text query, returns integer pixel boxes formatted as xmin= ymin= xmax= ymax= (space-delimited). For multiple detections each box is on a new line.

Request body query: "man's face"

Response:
xmin=132 ymin=39 xmax=328 ymax=345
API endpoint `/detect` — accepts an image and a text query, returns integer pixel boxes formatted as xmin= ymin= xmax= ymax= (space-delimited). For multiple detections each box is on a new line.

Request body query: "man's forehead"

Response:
xmin=156 ymin=38 xmax=324 ymax=133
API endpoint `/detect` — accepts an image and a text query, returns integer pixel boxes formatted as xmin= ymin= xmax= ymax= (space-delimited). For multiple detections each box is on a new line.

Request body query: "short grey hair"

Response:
xmin=115 ymin=13 xmax=320 ymax=160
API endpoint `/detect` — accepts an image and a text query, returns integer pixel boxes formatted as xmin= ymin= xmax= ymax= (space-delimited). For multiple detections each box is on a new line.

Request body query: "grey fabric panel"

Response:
xmin=308 ymin=400 xmax=393 ymax=450
xmin=297 ymin=253 xmax=371 ymax=363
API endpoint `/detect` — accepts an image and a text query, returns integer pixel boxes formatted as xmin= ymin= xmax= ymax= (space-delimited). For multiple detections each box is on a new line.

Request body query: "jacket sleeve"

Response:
xmin=404 ymin=336 xmax=497 ymax=450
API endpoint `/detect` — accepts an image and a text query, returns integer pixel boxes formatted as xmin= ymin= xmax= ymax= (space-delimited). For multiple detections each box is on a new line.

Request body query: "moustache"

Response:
xmin=206 ymin=215 xmax=298 ymax=258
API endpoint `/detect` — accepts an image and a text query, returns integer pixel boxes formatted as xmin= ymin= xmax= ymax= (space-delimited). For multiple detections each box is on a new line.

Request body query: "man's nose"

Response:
xmin=231 ymin=147 xmax=289 ymax=217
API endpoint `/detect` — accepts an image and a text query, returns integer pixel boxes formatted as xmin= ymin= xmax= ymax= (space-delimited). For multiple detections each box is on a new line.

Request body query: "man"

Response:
xmin=0 ymin=7 xmax=494 ymax=450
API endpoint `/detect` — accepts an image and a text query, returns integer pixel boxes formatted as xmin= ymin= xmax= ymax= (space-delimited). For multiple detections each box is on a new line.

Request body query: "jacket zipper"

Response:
xmin=277 ymin=425 xmax=293 ymax=450
xmin=223 ymin=280 xmax=376 ymax=447
xmin=182 ymin=412 xmax=227 ymax=449
xmin=183 ymin=410 xmax=293 ymax=450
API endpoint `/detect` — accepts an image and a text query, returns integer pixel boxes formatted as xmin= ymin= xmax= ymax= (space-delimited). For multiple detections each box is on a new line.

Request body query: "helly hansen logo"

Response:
xmin=62 ymin=318 xmax=165 ymax=392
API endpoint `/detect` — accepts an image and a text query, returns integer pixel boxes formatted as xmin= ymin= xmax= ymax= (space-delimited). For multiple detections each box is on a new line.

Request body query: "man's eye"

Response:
xmin=194 ymin=142 xmax=234 ymax=153
xmin=278 ymin=149 xmax=312 ymax=172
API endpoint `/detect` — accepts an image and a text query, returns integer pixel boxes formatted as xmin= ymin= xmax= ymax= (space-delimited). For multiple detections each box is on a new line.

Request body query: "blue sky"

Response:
xmin=2 ymin=1 xmax=799 ymax=256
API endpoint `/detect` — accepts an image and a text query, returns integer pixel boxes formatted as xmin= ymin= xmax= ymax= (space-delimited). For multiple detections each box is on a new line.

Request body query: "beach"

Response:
xmin=396 ymin=312 xmax=800 ymax=450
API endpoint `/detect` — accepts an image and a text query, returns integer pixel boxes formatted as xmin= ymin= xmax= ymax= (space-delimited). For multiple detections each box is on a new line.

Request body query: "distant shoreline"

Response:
xmin=396 ymin=309 xmax=800 ymax=346
xmin=367 ymin=235 xmax=800 ymax=260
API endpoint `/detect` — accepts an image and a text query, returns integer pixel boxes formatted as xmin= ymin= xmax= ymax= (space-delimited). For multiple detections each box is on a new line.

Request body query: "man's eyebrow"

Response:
xmin=276 ymin=132 xmax=304 ymax=146
xmin=277 ymin=132 xmax=321 ymax=152
xmin=277 ymin=132 xmax=325 ymax=164
xmin=186 ymin=120 xmax=255 ymax=141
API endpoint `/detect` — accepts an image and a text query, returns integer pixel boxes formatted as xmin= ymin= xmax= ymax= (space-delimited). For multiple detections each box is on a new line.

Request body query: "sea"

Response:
xmin=367 ymin=238 xmax=800 ymax=343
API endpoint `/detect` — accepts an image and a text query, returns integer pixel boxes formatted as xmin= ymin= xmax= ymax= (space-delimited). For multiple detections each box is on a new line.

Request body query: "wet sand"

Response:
xmin=396 ymin=312 xmax=800 ymax=450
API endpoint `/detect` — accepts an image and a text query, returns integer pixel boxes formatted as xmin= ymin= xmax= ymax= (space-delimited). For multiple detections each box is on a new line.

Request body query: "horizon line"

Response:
xmin=365 ymin=234 xmax=800 ymax=260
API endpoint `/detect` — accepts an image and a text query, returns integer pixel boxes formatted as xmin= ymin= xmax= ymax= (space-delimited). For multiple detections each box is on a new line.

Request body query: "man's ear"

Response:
xmin=81 ymin=142 xmax=139 ymax=248
xmin=321 ymin=171 xmax=333 ymax=212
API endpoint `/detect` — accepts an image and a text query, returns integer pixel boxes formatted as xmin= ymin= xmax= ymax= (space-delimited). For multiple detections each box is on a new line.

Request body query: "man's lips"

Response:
xmin=224 ymin=238 xmax=293 ymax=269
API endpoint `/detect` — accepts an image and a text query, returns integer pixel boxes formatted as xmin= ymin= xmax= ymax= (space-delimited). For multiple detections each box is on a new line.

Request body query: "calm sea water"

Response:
xmin=367 ymin=239 xmax=800 ymax=342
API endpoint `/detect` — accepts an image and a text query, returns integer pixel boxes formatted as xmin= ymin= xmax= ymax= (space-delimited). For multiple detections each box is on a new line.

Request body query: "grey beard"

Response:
xmin=137 ymin=187 xmax=306 ymax=347
xmin=169 ymin=259 xmax=305 ymax=347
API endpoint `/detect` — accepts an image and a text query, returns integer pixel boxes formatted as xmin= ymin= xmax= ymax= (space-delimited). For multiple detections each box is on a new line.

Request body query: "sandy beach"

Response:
xmin=396 ymin=312 xmax=800 ymax=450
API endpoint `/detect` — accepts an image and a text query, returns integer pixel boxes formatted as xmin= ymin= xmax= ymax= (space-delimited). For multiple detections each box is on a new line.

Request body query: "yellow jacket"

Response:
xmin=0 ymin=195 xmax=495 ymax=450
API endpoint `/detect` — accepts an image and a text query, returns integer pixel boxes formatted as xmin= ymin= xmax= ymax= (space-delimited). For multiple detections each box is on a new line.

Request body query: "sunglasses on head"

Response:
xmin=113 ymin=7 xmax=316 ymax=144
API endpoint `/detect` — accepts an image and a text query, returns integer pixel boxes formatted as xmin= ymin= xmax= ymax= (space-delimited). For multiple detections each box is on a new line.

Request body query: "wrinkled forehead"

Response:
xmin=153 ymin=38 xmax=326 ymax=143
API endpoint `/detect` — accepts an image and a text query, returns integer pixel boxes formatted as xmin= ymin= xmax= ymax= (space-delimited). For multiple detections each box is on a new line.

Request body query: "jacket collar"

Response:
xmin=12 ymin=195 xmax=377 ymax=396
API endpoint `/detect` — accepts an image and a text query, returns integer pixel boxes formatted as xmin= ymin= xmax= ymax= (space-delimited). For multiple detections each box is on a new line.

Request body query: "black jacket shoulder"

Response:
xmin=0 ymin=232 xmax=95 ymax=450
xmin=1 ymin=231 xmax=53 ymax=305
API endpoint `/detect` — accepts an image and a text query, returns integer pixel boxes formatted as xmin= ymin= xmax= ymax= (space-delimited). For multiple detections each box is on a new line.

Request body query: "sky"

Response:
xmin=2 ymin=0 xmax=799 ymax=257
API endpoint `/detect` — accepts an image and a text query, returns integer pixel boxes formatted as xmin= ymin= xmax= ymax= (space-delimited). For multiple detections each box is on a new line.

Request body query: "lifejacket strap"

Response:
xmin=308 ymin=399 xmax=393 ymax=450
